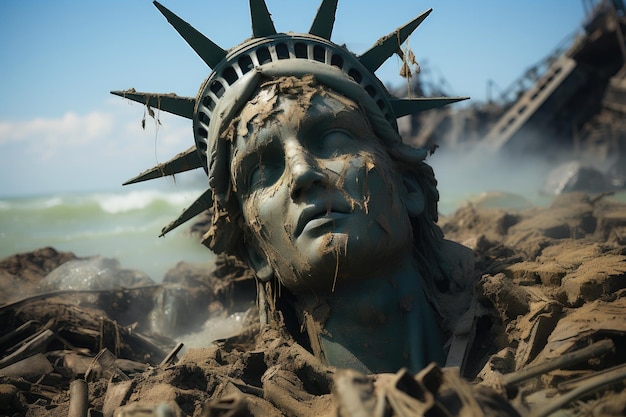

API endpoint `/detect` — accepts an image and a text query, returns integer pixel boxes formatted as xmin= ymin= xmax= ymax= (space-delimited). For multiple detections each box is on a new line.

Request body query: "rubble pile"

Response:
xmin=0 ymin=251 xmax=256 ymax=416
xmin=441 ymin=191 xmax=626 ymax=414
xmin=1 ymin=192 xmax=625 ymax=416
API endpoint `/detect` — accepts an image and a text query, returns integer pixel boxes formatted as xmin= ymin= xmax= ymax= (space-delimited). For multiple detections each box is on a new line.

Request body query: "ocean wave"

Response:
xmin=52 ymin=223 xmax=159 ymax=241
xmin=0 ymin=188 xmax=205 ymax=248
xmin=43 ymin=196 xmax=64 ymax=208
xmin=0 ymin=188 xmax=214 ymax=281
xmin=0 ymin=195 xmax=67 ymax=211
xmin=0 ymin=189 xmax=204 ymax=213
xmin=96 ymin=189 xmax=201 ymax=214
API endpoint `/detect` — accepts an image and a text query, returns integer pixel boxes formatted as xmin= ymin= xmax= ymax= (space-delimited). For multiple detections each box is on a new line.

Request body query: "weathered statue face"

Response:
xmin=229 ymin=80 xmax=414 ymax=294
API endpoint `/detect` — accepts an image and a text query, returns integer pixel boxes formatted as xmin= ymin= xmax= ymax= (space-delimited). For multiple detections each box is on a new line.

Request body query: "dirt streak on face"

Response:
xmin=225 ymin=75 xmax=414 ymax=294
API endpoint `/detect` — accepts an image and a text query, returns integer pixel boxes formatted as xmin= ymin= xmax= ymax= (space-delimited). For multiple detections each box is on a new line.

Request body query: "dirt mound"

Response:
xmin=0 ymin=247 xmax=77 ymax=304
xmin=442 ymin=192 xmax=626 ymax=414
xmin=2 ymin=192 xmax=625 ymax=416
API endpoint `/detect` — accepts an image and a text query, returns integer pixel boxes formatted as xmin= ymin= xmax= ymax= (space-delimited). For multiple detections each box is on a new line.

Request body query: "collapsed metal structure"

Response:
xmin=403 ymin=0 xmax=626 ymax=167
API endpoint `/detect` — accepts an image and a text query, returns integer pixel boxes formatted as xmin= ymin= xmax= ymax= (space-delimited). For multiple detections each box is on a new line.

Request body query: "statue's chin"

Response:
xmin=278 ymin=229 xmax=408 ymax=295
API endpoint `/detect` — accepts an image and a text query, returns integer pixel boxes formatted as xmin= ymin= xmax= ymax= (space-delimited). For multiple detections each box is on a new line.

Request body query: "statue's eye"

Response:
xmin=247 ymin=164 xmax=263 ymax=190
xmin=238 ymin=133 xmax=286 ymax=193
xmin=245 ymin=158 xmax=284 ymax=192
xmin=316 ymin=130 xmax=354 ymax=158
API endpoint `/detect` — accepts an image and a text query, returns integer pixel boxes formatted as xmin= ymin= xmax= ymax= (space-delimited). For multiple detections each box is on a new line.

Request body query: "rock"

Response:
xmin=595 ymin=199 xmax=626 ymax=244
xmin=507 ymin=206 xmax=594 ymax=240
xmin=0 ymin=247 xmax=76 ymax=282
xmin=0 ymin=353 xmax=54 ymax=382
xmin=440 ymin=206 xmax=521 ymax=245
xmin=541 ymin=161 xmax=609 ymax=195
xmin=503 ymin=241 xmax=615 ymax=287
xmin=159 ymin=256 xmax=257 ymax=336
xmin=533 ymin=297 xmax=626 ymax=362
xmin=476 ymin=347 xmax=515 ymax=392
xmin=504 ymin=261 xmax=567 ymax=286
xmin=502 ymin=228 xmax=554 ymax=260
xmin=538 ymin=241 xmax=605 ymax=269
xmin=513 ymin=301 xmax=562 ymax=369
xmin=559 ymin=254 xmax=626 ymax=306
xmin=502 ymin=194 xmax=597 ymax=261
xmin=0 ymin=384 xmax=18 ymax=410
xmin=43 ymin=256 xmax=154 ymax=291
xmin=479 ymin=273 xmax=531 ymax=322
xmin=0 ymin=247 xmax=77 ymax=303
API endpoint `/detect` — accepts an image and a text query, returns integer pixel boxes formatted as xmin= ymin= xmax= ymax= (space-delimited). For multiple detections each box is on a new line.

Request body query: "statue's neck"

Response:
xmin=296 ymin=255 xmax=444 ymax=374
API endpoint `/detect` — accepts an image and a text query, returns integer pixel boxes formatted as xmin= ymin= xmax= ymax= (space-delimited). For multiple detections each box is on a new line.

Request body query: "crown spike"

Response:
xmin=250 ymin=0 xmax=277 ymax=37
xmin=153 ymin=1 xmax=227 ymax=69
xmin=111 ymin=90 xmax=195 ymax=119
xmin=160 ymin=188 xmax=213 ymax=237
xmin=358 ymin=8 xmax=432 ymax=73
xmin=390 ymin=96 xmax=469 ymax=117
xmin=309 ymin=0 xmax=338 ymax=40
xmin=123 ymin=146 xmax=204 ymax=186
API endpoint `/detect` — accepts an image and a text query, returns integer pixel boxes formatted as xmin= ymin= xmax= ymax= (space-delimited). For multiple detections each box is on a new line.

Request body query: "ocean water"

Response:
xmin=0 ymin=188 xmax=216 ymax=282
xmin=2 ymin=172 xmax=623 ymax=284
xmin=0 ymin=180 xmax=481 ymax=285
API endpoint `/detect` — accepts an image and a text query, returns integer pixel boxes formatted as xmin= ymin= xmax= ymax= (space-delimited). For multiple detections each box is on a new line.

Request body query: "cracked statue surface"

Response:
xmin=108 ymin=1 xmax=522 ymax=416
xmin=226 ymin=75 xmax=447 ymax=373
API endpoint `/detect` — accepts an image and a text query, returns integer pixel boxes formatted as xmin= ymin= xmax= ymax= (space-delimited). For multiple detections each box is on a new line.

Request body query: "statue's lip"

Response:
xmin=295 ymin=200 xmax=352 ymax=238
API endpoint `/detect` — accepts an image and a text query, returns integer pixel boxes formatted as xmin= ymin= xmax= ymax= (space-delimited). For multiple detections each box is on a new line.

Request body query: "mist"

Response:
xmin=427 ymin=143 xmax=604 ymax=216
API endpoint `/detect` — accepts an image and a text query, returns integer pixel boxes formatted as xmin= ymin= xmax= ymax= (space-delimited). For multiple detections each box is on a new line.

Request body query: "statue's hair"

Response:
xmin=396 ymin=154 xmax=451 ymax=293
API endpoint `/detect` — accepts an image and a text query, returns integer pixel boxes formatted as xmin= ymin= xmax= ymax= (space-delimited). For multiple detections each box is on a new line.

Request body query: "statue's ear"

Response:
xmin=245 ymin=243 xmax=274 ymax=282
xmin=403 ymin=173 xmax=425 ymax=217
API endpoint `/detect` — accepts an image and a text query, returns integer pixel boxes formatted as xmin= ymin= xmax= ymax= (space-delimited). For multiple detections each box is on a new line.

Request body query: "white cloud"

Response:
xmin=0 ymin=100 xmax=193 ymax=159
xmin=0 ymin=100 xmax=199 ymax=196
xmin=0 ymin=111 xmax=114 ymax=160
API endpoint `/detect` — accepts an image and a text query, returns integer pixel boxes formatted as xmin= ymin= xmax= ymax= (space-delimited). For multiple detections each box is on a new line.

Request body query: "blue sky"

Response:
xmin=0 ymin=1 xmax=586 ymax=197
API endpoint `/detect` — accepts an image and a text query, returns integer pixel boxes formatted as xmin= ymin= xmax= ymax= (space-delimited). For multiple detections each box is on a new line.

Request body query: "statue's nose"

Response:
xmin=286 ymin=141 xmax=326 ymax=201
